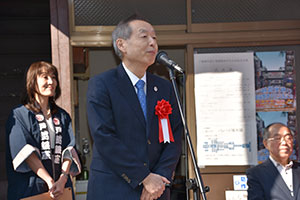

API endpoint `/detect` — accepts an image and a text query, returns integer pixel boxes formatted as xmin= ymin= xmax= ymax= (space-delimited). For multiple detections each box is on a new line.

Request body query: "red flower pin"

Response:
xmin=155 ymin=99 xmax=174 ymax=143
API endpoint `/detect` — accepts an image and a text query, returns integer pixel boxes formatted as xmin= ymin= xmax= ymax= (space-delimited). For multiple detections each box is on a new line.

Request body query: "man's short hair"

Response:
xmin=112 ymin=14 xmax=149 ymax=59
xmin=263 ymin=122 xmax=293 ymax=140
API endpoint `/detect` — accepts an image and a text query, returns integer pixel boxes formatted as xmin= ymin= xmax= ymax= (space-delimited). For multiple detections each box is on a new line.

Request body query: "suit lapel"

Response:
xmin=146 ymin=73 xmax=159 ymax=137
xmin=116 ymin=65 xmax=146 ymax=127
xmin=146 ymin=73 xmax=158 ymax=122
xmin=265 ymin=158 xmax=293 ymax=198
xmin=292 ymin=161 xmax=300 ymax=198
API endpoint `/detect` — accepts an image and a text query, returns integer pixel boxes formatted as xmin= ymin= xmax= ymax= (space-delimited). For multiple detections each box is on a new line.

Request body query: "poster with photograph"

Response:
xmin=255 ymin=51 xmax=297 ymax=163
xmin=194 ymin=52 xmax=257 ymax=166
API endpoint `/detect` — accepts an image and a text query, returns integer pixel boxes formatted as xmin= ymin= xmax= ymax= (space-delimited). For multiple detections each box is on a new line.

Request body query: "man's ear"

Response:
xmin=263 ymin=139 xmax=269 ymax=150
xmin=116 ymin=38 xmax=126 ymax=55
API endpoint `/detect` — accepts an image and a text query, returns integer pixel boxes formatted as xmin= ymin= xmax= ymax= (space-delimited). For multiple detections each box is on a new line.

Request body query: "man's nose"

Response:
xmin=149 ymin=37 xmax=156 ymax=46
xmin=281 ymin=138 xmax=287 ymax=144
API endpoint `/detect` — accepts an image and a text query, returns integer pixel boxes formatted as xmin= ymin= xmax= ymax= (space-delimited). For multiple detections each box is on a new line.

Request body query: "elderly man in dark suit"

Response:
xmin=86 ymin=14 xmax=182 ymax=200
xmin=247 ymin=123 xmax=300 ymax=199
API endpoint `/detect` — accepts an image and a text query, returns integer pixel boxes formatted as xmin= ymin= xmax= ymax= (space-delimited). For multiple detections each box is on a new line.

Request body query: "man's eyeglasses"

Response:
xmin=268 ymin=134 xmax=294 ymax=143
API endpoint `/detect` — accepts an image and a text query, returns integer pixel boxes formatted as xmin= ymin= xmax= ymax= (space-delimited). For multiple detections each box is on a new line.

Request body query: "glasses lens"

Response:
xmin=269 ymin=134 xmax=293 ymax=142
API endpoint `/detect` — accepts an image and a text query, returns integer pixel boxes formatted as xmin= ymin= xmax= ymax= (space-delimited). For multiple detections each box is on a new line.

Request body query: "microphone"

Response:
xmin=155 ymin=51 xmax=184 ymax=73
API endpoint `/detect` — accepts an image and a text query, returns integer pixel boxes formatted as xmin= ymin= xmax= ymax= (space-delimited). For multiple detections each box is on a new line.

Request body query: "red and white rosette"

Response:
xmin=155 ymin=99 xmax=174 ymax=143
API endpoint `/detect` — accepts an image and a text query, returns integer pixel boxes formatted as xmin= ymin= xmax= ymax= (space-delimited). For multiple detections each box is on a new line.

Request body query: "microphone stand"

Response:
xmin=167 ymin=68 xmax=209 ymax=200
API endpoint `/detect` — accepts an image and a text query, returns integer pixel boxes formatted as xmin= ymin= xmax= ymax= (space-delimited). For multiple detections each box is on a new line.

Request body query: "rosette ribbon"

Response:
xmin=155 ymin=99 xmax=174 ymax=143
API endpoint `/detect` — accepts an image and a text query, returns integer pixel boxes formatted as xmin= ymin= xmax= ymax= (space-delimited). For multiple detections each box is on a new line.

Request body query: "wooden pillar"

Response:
xmin=49 ymin=0 xmax=73 ymax=115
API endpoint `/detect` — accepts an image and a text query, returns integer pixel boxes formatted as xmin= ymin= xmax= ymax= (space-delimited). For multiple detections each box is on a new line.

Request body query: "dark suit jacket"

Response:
xmin=246 ymin=158 xmax=300 ymax=200
xmin=86 ymin=64 xmax=182 ymax=200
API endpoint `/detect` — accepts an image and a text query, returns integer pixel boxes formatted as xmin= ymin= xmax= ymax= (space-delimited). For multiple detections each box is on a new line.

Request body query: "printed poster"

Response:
xmin=194 ymin=52 xmax=257 ymax=166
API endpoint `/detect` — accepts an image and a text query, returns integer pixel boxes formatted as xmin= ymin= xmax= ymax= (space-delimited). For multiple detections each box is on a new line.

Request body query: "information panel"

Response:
xmin=194 ymin=52 xmax=257 ymax=166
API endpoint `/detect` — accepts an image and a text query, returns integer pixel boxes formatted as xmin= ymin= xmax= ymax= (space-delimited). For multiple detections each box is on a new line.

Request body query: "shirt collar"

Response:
xmin=269 ymin=155 xmax=293 ymax=170
xmin=122 ymin=62 xmax=146 ymax=86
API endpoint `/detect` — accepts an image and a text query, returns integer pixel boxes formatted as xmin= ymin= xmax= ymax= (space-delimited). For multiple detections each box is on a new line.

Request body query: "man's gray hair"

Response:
xmin=112 ymin=23 xmax=132 ymax=59
xmin=112 ymin=14 xmax=148 ymax=59
xmin=263 ymin=122 xmax=293 ymax=140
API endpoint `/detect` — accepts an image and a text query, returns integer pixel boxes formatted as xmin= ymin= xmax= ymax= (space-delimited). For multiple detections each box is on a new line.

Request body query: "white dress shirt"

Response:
xmin=122 ymin=62 xmax=146 ymax=94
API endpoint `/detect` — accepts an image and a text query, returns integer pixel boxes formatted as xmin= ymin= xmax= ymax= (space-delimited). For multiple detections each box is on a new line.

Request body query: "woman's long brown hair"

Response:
xmin=21 ymin=61 xmax=61 ymax=114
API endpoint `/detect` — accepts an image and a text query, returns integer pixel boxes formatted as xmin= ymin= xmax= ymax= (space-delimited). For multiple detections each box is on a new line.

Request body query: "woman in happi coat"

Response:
xmin=6 ymin=61 xmax=81 ymax=200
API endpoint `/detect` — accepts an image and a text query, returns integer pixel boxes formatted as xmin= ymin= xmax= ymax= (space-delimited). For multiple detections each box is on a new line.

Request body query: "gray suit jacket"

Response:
xmin=246 ymin=158 xmax=300 ymax=200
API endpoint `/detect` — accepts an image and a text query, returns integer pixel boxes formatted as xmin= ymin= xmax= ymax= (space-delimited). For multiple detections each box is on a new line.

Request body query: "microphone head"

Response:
xmin=155 ymin=50 xmax=184 ymax=73
xmin=155 ymin=51 xmax=168 ymax=64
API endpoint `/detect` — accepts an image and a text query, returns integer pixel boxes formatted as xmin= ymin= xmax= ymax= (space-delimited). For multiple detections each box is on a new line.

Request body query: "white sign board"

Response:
xmin=225 ymin=191 xmax=248 ymax=200
xmin=194 ymin=52 xmax=257 ymax=166
xmin=233 ymin=175 xmax=248 ymax=190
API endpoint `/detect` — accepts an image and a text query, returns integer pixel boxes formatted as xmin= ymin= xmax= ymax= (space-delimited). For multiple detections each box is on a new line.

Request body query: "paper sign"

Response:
xmin=233 ymin=175 xmax=248 ymax=190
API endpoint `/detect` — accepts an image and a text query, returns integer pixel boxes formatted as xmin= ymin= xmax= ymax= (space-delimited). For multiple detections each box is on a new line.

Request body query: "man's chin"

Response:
xmin=279 ymin=152 xmax=292 ymax=158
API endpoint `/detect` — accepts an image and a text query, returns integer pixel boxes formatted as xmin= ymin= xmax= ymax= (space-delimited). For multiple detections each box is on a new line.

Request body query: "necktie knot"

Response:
xmin=136 ymin=80 xmax=145 ymax=90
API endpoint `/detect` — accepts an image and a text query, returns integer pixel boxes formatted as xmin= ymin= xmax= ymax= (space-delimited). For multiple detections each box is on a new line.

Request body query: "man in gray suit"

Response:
xmin=247 ymin=123 xmax=300 ymax=199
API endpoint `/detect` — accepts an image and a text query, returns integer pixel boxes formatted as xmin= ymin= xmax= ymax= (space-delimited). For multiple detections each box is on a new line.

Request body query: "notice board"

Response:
xmin=194 ymin=52 xmax=257 ymax=166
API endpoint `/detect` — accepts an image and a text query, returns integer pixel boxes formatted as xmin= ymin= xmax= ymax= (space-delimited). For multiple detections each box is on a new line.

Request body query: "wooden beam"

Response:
xmin=191 ymin=20 xmax=300 ymax=33
xmin=70 ymin=20 xmax=300 ymax=48
xmin=50 ymin=0 xmax=73 ymax=116
xmin=186 ymin=0 xmax=192 ymax=32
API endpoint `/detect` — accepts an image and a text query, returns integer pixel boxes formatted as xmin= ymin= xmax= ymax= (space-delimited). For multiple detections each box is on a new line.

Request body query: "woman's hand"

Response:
xmin=49 ymin=174 xmax=68 ymax=199
xmin=48 ymin=157 xmax=72 ymax=199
